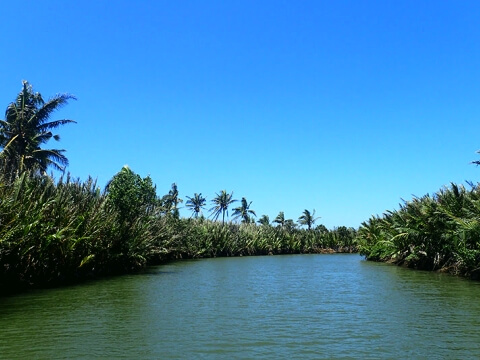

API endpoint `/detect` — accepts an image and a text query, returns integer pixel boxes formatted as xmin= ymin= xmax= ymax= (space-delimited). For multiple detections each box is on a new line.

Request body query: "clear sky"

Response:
xmin=2 ymin=1 xmax=480 ymax=229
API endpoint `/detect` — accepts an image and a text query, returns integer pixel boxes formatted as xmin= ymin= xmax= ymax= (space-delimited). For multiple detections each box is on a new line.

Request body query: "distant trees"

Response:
xmin=0 ymin=81 xmax=76 ymax=181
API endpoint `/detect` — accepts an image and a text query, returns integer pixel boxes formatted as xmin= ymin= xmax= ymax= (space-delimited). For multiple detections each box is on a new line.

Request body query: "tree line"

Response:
xmin=0 ymin=82 xmax=357 ymax=293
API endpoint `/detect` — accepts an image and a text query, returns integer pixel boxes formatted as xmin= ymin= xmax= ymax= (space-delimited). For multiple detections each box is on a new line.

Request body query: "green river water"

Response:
xmin=1 ymin=254 xmax=480 ymax=359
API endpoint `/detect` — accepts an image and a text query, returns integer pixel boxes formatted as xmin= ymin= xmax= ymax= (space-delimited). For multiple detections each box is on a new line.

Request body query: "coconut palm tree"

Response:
xmin=284 ymin=219 xmax=297 ymax=232
xmin=273 ymin=211 xmax=286 ymax=227
xmin=185 ymin=193 xmax=207 ymax=218
xmin=162 ymin=183 xmax=183 ymax=217
xmin=298 ymin=209 xmax=320 ymax=230
xmin=210 ymin=190 xmax=236 ymax=224
xmin=232 ymin=197 xmax=256 ymax=223
xmin=258 ymin=214 xmax=270 ymax=226
xmin=0 ymin=81 xmax=76 ymax=181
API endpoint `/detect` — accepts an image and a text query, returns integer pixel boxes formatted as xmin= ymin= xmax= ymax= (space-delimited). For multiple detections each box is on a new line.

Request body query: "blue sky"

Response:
xmin=2 ymin=1 xmax=480 ymax=228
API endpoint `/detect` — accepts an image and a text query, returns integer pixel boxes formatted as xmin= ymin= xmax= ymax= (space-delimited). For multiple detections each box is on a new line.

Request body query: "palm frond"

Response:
xmin=37 ymin=119 xmax=77 ymax=132
xmin=34 ymin=94 xmax=76 ymax=125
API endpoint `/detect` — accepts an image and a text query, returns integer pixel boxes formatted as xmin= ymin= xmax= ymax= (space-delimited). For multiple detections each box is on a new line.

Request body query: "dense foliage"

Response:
xmin=357 ymin=183 xmax=480 ymax=279
xmin=5 ymin=80 xmax=480 ymax=293
xmin=0 ymin=170 xmax=357 ymax=293
xmin=0 ymin=78 xmax=356 ymax=293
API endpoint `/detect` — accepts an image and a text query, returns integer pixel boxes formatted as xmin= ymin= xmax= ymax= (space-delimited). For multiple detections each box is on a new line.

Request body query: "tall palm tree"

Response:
xmin=0 ymin=81 xmax=76 ymax=180
xmin=298 ymin=209 xmax=320 ymax=230
xmin=210 ymin=190 xmax=236 ymax=224
xmin=185 ymin=193 xmax=206 ymax=218
xmin=232 ymin=197 xmax=256 ymax=223
xmin=274 ymin=211 xmax=286 ymax=227
xmin=162 ymin=183 xmax=183 ymax=216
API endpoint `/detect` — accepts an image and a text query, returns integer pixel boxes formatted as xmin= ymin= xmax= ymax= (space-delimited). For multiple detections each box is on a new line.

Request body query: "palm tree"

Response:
xmin=258 ymin=214 xmax=270 ymax=226
xmin=284 ymin=219 xmax=297 ymax=232
xmin=0 ymin=81 xmax=76 ymax=181
xmin=185 ymin=193 xmax=206 ymax=218
xmin=273 ymin=211 xmax=286 ymax=227
xmin=298 ymin=209 xmax=320 ymax=230
xmin=210 ymin=190 xmax=236 ymax=224
xmin=162 ymin=183 xmax=183 ymax=216
xmin=232 ymin=197 xmax=256 ymax=223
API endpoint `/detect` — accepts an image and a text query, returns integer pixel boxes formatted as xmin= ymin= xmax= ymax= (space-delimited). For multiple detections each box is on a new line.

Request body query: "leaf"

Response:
xmin=79 ymin=254 xmax=95 ymax=268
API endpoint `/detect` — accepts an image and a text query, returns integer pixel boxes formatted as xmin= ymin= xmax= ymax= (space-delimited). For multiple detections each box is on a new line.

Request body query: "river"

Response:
xmin=1 ymin=254 xmax=480 ymax=359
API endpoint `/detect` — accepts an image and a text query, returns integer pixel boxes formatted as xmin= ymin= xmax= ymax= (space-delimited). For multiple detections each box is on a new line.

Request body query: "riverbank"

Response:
xmin=357 ymin=183 xmax=480 ymax=281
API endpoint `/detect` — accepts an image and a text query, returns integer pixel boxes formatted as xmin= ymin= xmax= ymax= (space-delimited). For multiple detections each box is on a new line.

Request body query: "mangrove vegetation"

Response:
xmin=357 ymin=182 xmax=480 ymax=279
xmin=0 ymin=82 xmax=357 ymax=293
xmin=4 ymin=80 xmax=480 ymax=293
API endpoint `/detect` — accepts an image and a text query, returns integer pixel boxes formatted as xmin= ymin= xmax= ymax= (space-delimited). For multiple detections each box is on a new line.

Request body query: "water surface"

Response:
xmin=1 ymin=254 xmax=480 ymax=359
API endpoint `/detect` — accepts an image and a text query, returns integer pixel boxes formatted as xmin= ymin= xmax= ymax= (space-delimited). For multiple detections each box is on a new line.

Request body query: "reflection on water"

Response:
xmin=1 ymin=254 xmax=480 ymax=359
